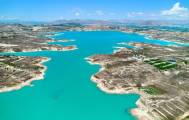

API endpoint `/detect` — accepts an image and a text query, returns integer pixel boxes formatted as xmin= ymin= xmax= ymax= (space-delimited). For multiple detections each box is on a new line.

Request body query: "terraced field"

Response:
xmin=144 ymin=59 xmax=177 ymax=70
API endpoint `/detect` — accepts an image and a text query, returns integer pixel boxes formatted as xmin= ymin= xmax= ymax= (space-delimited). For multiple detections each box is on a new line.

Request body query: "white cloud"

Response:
xmin=127 ymin=12 xmax=144 ymax=18
xmin=95 ymin=10 xmax=104 ymax=16
xmin=127 ymin=13 xmax=133 ymax=18
xmin=71 ymin=8 xmax=82 ymax=17
xmin=109 ymin=12 xmax=116 ymax=16
xmin=74 ymin=12 xmax=80 ymax=16
xmin=161 ymin=2 xmax=189 ymax=18
xmin=150 ymin=13 xmax=156 ymax=17
xmin=135 ymin=12 xmax=144 ymax=15
xmin=0 ymin=16 xmax=5 ymax=19
xmin=59 ymin=16 xmax=64 ymax=19
xmin=0 ymin=16 xmax=18 ymax=20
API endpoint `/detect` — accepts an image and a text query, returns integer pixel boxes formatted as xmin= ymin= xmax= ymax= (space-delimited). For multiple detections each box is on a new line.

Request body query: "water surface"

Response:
xmin=0 ymin=31 xmax=180 ymax=120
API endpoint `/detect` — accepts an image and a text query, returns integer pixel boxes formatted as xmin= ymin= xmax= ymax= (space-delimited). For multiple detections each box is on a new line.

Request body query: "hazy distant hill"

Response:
xmin=49 ymin=19 xmax=189 ymax=27
xmin=1 ymin=19 xmax=189 ymax=28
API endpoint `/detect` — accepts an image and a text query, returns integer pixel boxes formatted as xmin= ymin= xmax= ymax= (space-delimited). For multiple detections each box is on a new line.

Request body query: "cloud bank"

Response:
xmin=161 ymin=2 xmax=189 ymax=19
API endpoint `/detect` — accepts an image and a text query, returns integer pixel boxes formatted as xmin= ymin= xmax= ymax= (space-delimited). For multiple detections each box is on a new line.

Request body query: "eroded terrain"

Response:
xmin=0 ymin=56 xmax=49 ymax=92
xmin=0 ymin=24 xmax=77 ymax=92
xmin=0 ymin=24 xmax=76 ymax=52
xmin=87 ymin=43 xmax=189 ymax=120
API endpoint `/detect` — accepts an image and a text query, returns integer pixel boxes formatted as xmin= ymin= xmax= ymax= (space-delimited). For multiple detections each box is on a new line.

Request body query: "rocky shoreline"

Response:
xmin=0 ymin=24 xmax=78 ymax=93
xmin=0 ymin=57 xmax=50 ymax=93
xmin=87 ymin=42 xmax=189 ymax=120
xmin=87 ymin=57 xmax=148 ymax=120
xmin=0 ymin=56 xmax=50 ymax=93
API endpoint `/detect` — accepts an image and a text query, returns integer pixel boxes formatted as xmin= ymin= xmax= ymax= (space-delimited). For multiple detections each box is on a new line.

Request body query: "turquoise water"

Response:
xmin=0 ymin=31 xmax=182 ymax=120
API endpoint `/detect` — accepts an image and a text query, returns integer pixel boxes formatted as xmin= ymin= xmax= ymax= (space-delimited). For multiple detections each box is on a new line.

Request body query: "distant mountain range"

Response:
xmin=47 ymin=19 xmax=189 ymax=27
xmin=1 ymin=19 xmax=189 ymax=27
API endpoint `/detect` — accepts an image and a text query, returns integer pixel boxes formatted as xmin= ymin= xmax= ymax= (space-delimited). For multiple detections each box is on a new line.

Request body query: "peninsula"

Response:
xmin=0 ymin=24 xmax=77 ymax=92
xmin=0 ymin=24 xmax=77 ymax=52
xmin=0 ymin=55 xmax=49 ymax=92
xmin=87 ymin=42 xmax=189 ymax=120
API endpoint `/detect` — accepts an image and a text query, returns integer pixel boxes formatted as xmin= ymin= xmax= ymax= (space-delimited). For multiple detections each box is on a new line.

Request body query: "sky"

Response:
xmin=0 ymin=0 xmax=189 ymax=21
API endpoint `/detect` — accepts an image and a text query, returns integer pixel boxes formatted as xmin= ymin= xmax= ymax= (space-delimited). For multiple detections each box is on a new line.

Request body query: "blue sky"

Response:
xmin=0 ymin=0 xmax=189 ymax=21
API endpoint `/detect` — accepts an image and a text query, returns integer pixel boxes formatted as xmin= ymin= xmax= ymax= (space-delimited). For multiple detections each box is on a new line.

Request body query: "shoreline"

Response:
xmin=0 ymin=45 xmax=78 ymax=54
xmin=0 ymin=32 xmax=77 ymax=93
xmin=0 ymin=31 xmax=78 ymax=54
xmin=86 ymin=57 xmax=142 ymax=119
xmin=121 ymin=31 xmax=189 ymax=46
xmin=50 ymin=39 xmax=75 ymax=43
xmin=87 ymin=55 xmax=158 ymax=120
xmin=90 ymin=68 xmax=150 ymax=120
xmin=0 ymin=43 xmax=18 ymax=47
xmin=0 ymin=57 xmax=51 ymax=93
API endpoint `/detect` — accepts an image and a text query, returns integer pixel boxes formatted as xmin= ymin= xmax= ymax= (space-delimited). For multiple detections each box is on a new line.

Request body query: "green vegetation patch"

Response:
xmin=184 ymin=60 xmax=189 ymax=64
xmin=33 ymin=66 xmax=44 ymax=70
xmin=3 ymin=61 xmax=16 ymax=67
xmin=178 ymin=60 xmax=189 ymax=65
xmin=139 ymin=85 xmax=165 ymax=95
xmin=182 ymin=116 xmax=189 ymax=120
xmin=144 ymin=58 xmax=177 ymax=70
